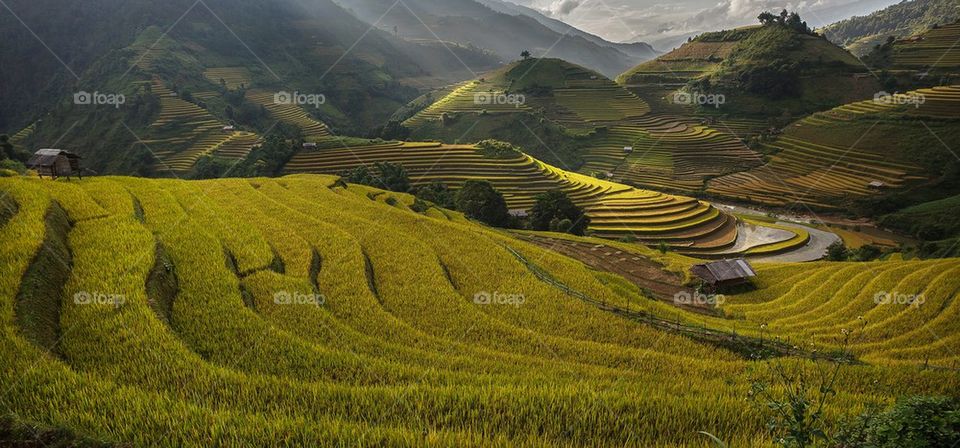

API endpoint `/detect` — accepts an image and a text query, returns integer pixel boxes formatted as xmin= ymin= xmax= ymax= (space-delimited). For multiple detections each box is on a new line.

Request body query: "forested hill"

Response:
xmin=821 ymin=0 xmax=960 ymax=55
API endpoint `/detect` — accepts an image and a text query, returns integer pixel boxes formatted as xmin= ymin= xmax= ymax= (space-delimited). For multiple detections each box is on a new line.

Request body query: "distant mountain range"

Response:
xmin=0 ymin=0 xmax=507 ymax=132
xmin=333 ymin=0 xmax=658 ymax=78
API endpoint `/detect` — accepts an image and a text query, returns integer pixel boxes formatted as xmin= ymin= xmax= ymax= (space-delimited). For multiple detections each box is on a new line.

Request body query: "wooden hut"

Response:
xmin=691 ymin=259 xmax=756 ymax=291
xmin=27 ymin=149 xmax=82 ymax=180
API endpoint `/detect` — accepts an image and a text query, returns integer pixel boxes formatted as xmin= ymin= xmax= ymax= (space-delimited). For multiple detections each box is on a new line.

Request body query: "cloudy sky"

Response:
xmin=508 ymin=0 xmax=900 ymax=47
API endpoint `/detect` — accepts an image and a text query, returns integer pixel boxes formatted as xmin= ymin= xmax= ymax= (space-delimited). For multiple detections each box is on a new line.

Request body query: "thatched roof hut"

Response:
xmin=26 ymin=149 xmax=82 ymax=179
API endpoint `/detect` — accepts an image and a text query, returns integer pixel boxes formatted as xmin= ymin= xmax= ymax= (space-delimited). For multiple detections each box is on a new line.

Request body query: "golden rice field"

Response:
xmin=889 ymin=22 xmax=960 ymax=69
xmin=140 ymin=80 xmax=261 ymax=173
xmin=284 ymin=139 xmax=747 ymax=251
xmin=1 ymin=175 xmax=957 ymax=446
xmin=203 ymin=67 xmax=253 ymax=90
xmin=705 ymin=88 xmax=946 ymax=209
xmin=246 ymin=90 xmax=331 ymax=138
xmin=404 ymin=65 xmax=761 ymax=196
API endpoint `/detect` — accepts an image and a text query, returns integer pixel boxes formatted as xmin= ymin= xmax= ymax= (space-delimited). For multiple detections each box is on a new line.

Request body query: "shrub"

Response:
xmin=834 ymin=396 xmax=960 ymax=447
xmin=476 ymin=140 xmax=522 ymax=159
xmin=340 ymin=162 xmax=410 ymax=193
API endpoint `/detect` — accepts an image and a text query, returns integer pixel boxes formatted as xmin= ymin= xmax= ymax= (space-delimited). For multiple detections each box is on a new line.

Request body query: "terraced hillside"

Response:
xmin=707 ymin=87 xmax=954 ymax=210
xmin=887 ymin=22 xmax=960 ymax=69
xmin=203 ymin=67 xmax=253 ymax=90
xmin=285 ymin=140 xmax=754 ymax=251
xmin=246 ymin=90 xmax=331 ymax=138
xmin=616 ymin=30 xmax=746 ymax=86
xmin=404 ymin=59 xmax=762 ymax=194
xmin=618 ymin=24 xmax=881 ymax=117
xmin=141 ymin=80 xmax=261 ymax=174
xmin=726 ymin=259 xmax=960 ymax=366
xmin=1 ymin=175 xmax=958 ymax=446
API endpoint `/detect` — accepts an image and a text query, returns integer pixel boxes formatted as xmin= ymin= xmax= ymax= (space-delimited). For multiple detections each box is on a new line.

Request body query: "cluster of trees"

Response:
xmin=0 ymin=135 xmax=14 ymax=161
xmin=757 ymin=10 xmax=812 ymax=34
xmin=190 ymin=123 xmax=304 ymax=179
xmin=0 ymin=134 xmax=28 ymax=175
xmin=338 ymin=160 xmax=589 ymax=235
xmin=449 ymin=181 xmax=589 ymax=234
xmin=825 ymin=241 xmax=884 ymax=262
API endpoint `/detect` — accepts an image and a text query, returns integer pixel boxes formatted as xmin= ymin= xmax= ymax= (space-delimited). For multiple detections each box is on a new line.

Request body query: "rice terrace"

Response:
xmin=1 ymin=0 xmax=959 ymax=446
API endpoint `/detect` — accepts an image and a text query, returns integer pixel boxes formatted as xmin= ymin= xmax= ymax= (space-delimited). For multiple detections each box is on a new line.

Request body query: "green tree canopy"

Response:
xmin=529 ymin=190 xmax=589 ymax=235
xmin=455 ymin=180 xmax=509 ymax=227
xmin=340 ymin=161 xmax=410 ymax=193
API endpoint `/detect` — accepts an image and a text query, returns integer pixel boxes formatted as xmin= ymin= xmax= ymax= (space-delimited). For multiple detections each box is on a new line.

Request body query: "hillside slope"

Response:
xmin=0 ymin=0 xmax=500 ymax=173
xmin=399 ymin=58 xmax=764 ymax=195
xmin=1 ymin=174 xmax=959 ymax=445
xmin=707 ymin=86 xmax=959 ymax=210
xmin=822 ymin=0 xmax=960 ymax=56
xmin=868 ymin=21 xmax=960 ymax=74
xmin=283 ymin=138 xmax=755 ymax=253
xmin=618 ymin=24 xmax=882 ymax=116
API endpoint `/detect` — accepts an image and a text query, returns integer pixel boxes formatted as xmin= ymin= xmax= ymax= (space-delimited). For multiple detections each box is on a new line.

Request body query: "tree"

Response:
xmin=529 ymin=190 xmax=589 ymax=235
xmin=374 ymin=161 xmax=410 ymax=193
xmin=455 ymin=180 xmax=509 ymax=227
xmin=415 ymin=182 xmax=456 ymax=209
xmin=825 ymin=241 xmax=849 ymax=261
xmin=340 ymin=162 xmax=410 ymax=193
xmin=758 ymin=11 xmax=776 ymax=26
xmin=0 ymin=135 xmax=12 ymax=161
xmin=521 ymin=50 xmax=531 ymax=60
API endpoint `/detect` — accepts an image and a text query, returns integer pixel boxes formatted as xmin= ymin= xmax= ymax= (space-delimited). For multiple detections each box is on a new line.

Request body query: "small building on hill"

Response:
xmin=868 ymin=180 xmax=886 ymax=190
xmin=691 ymin=259 xmax=756 ymax=291
xmin=26 ymin=149 xmax=82 ymax=180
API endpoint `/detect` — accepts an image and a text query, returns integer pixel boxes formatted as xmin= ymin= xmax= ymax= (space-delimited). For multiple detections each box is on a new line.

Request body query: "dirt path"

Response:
xmin=517 ymin=234 xmax=721 ymax=315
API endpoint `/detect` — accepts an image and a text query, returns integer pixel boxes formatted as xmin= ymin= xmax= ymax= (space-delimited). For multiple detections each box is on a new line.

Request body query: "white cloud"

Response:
xmin=507 ymin=0 xmax=898 ymax=44
xmin=545 ymin=0 xmax=582 ymax=16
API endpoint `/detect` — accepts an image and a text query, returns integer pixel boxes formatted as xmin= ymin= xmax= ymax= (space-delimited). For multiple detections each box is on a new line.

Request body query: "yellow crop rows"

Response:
xmin=890 ymin=22 xmax=960 ymax=69
xmin=203 ymin=67 xmax=253 ymax=89
xmin=1 ymin=175 xmax=957 ymax=446
xmin=285 ymin=139 xmax=742 ymax=250
xmin=246 ymin=90 xmax=331 ymax=137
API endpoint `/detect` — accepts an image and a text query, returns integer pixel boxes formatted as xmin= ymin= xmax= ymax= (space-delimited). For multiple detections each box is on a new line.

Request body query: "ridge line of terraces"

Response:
xmin=283 ymin=140 xmax=741 ymax=250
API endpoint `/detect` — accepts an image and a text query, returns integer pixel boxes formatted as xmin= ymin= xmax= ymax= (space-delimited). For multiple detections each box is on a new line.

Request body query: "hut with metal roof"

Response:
xmin=26 ymin=149 xmax=83 ymax=180
xmin=690 ymin=259 xmax=756 ymax=291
